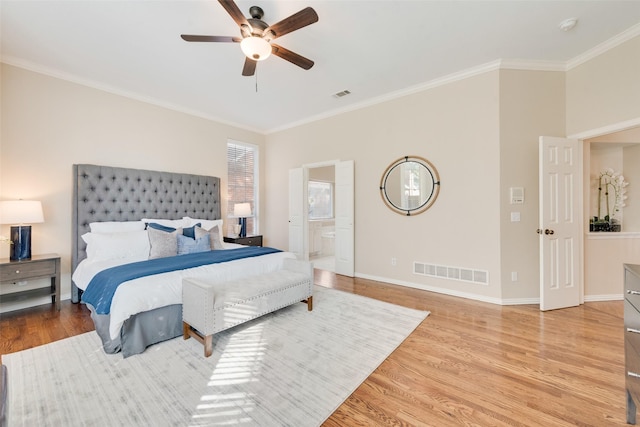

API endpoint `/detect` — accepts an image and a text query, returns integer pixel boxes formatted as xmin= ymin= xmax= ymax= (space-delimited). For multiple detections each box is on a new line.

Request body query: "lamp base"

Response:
xmin=10 ymin=225 xmax=32 ymax=261
xmin=239 ymin=218 xmax=247 ymax=238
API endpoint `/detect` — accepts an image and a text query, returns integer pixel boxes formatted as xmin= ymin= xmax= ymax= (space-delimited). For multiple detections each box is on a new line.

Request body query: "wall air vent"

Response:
xmin=333 ymin=90 xmax=351 ymax=98
xmin=413 ymin=261 xmax=489 ymax=285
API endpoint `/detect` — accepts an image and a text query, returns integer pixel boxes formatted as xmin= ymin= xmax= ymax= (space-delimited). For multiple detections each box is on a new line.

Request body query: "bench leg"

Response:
xmin=306 ymin=296 xmax=313 ymax=311
xmin=183 ymin=321 xmax=214 ymax=357
xmin=204 ymin=335 xmax=213 ymax=357
xmin=183 ymin=322 xmax=190 ymax=340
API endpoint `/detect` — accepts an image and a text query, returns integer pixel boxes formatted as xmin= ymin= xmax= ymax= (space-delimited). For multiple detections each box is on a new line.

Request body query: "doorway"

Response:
xmin=288 ymin=160 xmax=355 ymax=276
xmin=540 ymin=119 xmax=640 ymax=309
xmin=308 ymin=164 xmax=336 ymax=272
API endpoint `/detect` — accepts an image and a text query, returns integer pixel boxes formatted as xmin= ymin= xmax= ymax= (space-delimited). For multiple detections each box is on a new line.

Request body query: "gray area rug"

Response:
xmin=4 ymin=286 xmax=428 ymax=426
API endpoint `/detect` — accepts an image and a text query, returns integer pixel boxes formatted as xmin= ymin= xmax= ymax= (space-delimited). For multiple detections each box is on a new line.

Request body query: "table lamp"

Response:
xmin=0 ymin=200 xmax=44 ymax=261
xmin=233 ymin=203 xmax=251 ymax=238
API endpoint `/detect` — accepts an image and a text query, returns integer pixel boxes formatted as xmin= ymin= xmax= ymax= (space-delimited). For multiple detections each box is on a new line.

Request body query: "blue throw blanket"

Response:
xmin=82 ymin=246 xmax=282 ymax=314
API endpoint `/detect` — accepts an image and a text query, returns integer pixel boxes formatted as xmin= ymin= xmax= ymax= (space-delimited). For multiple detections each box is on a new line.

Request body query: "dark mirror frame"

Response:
xmin=379 ymin=155 xmax=441 ymax=216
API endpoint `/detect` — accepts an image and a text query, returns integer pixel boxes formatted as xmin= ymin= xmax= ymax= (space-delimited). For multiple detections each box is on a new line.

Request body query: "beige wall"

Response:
xmin=0 ymin=64 xmax=265 ymax=304
xmin=585 ymin=235 xmax=640 ymax=297
xmin=498 ymin=69 xmax=566 ymax=301
xmin=265 ymin=72 xmax=505 ymax=302
xmin=566 ymin=35 xmax=640 ymax=136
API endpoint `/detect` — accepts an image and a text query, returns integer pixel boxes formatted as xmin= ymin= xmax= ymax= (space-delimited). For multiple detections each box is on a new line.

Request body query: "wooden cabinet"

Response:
xmin=0 ymin=253 xmax=61 ymax=310
xmin=223 ymin=235 xmax=263 ymax=247
xmin=625 ymin=263 xmax=640 ymax=424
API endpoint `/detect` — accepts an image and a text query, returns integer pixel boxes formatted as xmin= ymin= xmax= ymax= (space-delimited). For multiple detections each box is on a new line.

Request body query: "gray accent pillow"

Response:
xmin=148 ymin=227 xmax=182 ymax=259
xmin=195 ymin=225 xmax=224 ymax=250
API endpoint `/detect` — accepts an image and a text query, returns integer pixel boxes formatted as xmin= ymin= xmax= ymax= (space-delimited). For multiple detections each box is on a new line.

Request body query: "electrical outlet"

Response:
xmin=391 ymin=257 xmax=397 ymax=266
xmin=511 ymin=271 xmax=518 ymax=282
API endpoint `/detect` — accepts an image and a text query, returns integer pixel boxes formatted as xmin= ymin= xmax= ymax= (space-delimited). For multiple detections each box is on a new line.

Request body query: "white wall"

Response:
xmin=0 ymin=64 xmax=265 ymax=307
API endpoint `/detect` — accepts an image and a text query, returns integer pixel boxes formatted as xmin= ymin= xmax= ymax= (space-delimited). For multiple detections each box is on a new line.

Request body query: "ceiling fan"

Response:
xmin=181 ymin=0 xmax=319 ymax=76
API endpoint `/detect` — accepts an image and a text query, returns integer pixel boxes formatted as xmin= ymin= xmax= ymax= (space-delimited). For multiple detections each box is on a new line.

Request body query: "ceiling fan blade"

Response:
xmin=264 ymin=7 xmax=318 ymax=40
xmin=271 ymin=44 xmax=314 ymax=70
xmin=242 ymin=58 xmax=257 ymax=76
xmin=181 ymin=35 xmax=241 ymax=43
xmin=218 ymin=0 xmax=250 ymax=29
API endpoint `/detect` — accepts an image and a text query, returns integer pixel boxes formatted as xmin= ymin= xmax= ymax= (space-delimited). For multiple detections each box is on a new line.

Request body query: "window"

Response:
xmin=308 ymin=181 xmax=333 ymax=220
xmin=227 ymin=141 xmax=258 ymax=236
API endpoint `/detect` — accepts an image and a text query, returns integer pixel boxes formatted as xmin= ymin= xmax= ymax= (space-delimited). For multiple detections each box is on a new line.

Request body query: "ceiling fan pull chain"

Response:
xmin=255 ymin=69 xmax=258 ymax=93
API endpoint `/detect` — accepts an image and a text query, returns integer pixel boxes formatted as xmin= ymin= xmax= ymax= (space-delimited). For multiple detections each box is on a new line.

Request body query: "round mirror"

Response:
xmin=380 ymin=156 xmax=440 ymax=216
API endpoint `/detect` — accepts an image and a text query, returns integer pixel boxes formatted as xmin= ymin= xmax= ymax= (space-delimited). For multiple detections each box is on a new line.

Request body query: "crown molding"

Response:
xmin=567 ymin=22 xmax=640 ymax=70
xmin=498 ymin=59 xmax=566 ymax=72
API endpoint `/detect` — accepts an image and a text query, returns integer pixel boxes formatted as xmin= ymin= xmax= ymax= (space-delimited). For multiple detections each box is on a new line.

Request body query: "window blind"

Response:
xmin=227 ymin=141 xmax=257 ymax=236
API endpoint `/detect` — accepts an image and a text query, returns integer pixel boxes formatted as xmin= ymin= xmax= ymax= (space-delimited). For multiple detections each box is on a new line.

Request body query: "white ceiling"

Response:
xmin=2 ymin=1 xmax=640 ymax=134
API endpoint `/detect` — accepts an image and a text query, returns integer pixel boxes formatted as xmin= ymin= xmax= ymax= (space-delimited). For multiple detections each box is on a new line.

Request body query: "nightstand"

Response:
xmin=224 ymin=235 xmax=263 ymax=247
xmin=0 ymin=253 xmax=61 ymax=310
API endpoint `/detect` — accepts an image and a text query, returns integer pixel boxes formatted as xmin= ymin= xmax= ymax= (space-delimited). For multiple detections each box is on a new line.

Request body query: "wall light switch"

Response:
xmin=510 ymin=187 xmax=524 ymax=204
xmin=511 ymin=212 xmax=521 ymax=222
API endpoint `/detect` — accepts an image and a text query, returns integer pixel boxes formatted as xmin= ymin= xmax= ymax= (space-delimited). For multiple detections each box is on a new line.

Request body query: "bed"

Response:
xmin=71 ymin=164 xmax=294 ymax=357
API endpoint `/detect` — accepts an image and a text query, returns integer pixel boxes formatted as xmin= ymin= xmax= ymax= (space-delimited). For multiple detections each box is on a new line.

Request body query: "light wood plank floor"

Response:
xmin=0 ymin=270 xmax=629 ymax=426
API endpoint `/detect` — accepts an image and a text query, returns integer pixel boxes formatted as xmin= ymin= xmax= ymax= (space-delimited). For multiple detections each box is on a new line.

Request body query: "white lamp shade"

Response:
xmin=240 ymin=37 xmax=272 ymax=61
xmin=233 ymin=202 xmax=252 ymax=217
xmin=0 ymin=200 xmax=44 ymax=224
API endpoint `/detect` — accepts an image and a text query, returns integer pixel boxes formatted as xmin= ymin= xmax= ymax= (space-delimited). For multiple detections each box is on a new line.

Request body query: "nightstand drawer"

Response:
xmin=224 ymin=235 xmax=263 ymax=247
xmin=0 ymin=259 xmax=56 ymax=283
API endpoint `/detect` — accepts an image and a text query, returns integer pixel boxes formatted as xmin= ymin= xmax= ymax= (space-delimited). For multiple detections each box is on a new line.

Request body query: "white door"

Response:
xmin=289 ymin=167 xmax=307 ymax=260
xmin=539 ymin=136 xmax=583 ymax=311
xmin=335 ymin=160 xmax=354 ymax=276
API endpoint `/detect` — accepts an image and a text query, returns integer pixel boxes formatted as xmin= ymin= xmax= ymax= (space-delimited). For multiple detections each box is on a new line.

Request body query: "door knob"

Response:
xmin=536 ymin=228 xmax=555 ymax=235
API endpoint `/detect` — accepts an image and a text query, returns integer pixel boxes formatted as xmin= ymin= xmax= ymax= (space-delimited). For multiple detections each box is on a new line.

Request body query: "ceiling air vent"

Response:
xmin=333 ymin=90 xmax=351 ymax=98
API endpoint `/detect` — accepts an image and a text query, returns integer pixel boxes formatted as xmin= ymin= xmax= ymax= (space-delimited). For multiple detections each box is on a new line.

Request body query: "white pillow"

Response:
xmin=141 ymin=218 xmax=188 ymax=228
xmin=89 ymin=221 xmax=145 ymax=233
xmin=183 ymin=217 xmax=225 ymax=248
xmin=82 ymin=230 xmax=150 ymax=262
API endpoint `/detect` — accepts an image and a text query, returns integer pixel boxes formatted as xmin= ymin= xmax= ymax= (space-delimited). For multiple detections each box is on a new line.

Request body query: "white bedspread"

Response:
xmin=72 ymin=245 xmax=296 ymax=339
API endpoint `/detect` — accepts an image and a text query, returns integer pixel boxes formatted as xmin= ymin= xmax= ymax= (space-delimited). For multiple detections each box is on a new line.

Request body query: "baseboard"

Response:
xmin=355 ymin=272 xmax=505 ymax=305
xmin=354 ymin=272 xmax=623 ymax=306
xmin=584 ymin=294 xmax=623 ymax=302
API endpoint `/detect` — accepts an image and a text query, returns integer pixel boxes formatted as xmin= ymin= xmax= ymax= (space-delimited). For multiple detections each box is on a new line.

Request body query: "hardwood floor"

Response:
xmin=0 ymin=270 xmax=629 ymax=426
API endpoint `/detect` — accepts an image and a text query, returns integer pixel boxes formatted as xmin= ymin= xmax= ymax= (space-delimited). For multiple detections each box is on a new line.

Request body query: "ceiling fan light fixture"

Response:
xmin=241 ymin=36 xmax=271 ymax=61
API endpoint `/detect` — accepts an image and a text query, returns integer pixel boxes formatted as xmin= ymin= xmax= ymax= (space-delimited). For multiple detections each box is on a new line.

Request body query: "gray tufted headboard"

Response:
xmin=71 ymin=164 xmax=221 ymax=302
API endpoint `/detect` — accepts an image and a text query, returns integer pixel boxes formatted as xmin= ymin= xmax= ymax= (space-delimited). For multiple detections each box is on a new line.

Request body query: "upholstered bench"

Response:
xmin=182 ymin=258 xmax=313 ymax=357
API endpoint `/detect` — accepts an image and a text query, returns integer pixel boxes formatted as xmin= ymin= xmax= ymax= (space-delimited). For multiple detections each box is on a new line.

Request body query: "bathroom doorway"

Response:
xmin=308 ymin=164 xmax=336 ymax=272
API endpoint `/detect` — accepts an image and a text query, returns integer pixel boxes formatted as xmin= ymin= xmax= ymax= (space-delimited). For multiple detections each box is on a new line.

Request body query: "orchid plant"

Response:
xmin=597 ymin=168 xmax=628 ymax=224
